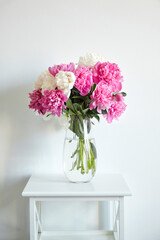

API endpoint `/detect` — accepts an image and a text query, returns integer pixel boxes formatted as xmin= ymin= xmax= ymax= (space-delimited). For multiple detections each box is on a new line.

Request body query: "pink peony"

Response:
xmin=93 ymin=62 xmax=123 ymax=91
xmin=74 ymin=66 xmax=93 ymax=96
xmin=39 ymin=89 xmax=67 ymax=117
xmin=89 ymin=80 xmax=113 ymax=113
xmin=104 ymin=100 xmax=126 ymax=123
xmin=48 ymin=63 xmax=75 ymax=77
xmin=29 ymin=89 xmax=46 ymax=114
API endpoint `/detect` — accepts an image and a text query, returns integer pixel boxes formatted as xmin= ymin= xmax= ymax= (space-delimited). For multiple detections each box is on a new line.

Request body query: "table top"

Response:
xmin=22 ymin=174 xmax=131 ymax=198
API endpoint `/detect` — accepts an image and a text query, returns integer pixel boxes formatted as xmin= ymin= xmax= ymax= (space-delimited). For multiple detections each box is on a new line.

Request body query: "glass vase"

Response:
xmin=63 ymin=116 xmax=97 ymax=183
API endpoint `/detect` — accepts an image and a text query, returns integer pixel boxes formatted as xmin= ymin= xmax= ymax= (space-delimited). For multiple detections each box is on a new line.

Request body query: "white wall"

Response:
xmin=0 ymin=0 xmax=160 ymax=239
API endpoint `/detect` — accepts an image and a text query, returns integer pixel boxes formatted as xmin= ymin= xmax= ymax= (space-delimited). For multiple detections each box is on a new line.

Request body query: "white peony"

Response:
xmin=55 ymin=71 xmax=76 ymax=97
xmin=34 ymin=70 xmax=56 ymax=93
xmin=78 ymin=53 xmax=104 ymax=68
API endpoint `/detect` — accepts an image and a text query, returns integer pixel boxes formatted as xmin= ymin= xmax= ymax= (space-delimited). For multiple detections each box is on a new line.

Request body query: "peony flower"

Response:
xmin=74 ymin=66 xmax=93 ymax=96
xmin=41 ymin=78 xmax=56 ymax=94
xmin=39 ymin=89 xmax=67 ymax=117
xmin=55 ymin=71 xmax=76 ymax=97
xmin=34 ymin=74 xmax=44 ymax=90
xmin=93 ymin=62 xmax=123 ymax=91
xmin=34 ymin=70 xmax=56 ymax=93
xmin=89 ymin=80 xmax=113 ymax=113
xmin=29 ymin=89 xmax=46 ymax=114
xmin=78 ymin=53 xmax=104 ymax=68
xmin=48 ymin=63 xmax=75 ymax=77
xmin=104 ymin=101 xmax=126 ymax=123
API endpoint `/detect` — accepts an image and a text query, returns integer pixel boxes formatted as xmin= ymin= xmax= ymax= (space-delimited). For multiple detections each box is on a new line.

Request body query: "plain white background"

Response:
xmin=0 ymin=0 xmax=160 ymax=239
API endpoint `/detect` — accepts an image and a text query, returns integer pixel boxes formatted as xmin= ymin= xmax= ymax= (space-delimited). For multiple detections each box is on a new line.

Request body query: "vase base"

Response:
xmin=64 ymin=171 xmax=95 ymax=183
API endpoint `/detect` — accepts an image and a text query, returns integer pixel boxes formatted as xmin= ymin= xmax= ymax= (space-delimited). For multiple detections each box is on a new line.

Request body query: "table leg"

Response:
xmin=29 ymin=198 xmax=37 ymax=240
xmin=119 ymin=197 xmax=124 ymax=240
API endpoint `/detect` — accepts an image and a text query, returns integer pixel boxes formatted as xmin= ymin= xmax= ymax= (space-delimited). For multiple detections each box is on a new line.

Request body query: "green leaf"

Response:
xmin=77 ymin=116 xmax=84 ymax=138
xmin=101 ymin=109 xmax=108 ymax=114
xmin=82 ymin=108 xmax=89 ymax=115
xmin=76 ymin=111 xmax=82 ymax=116
xmin=63 ymin=108 xmax=68 ymax=114
xmin=69 ymin=116 xmax=84 ymax=139
xmin=90 ymin=141 xmax=97 ymax=159
xmin=87 ymin=118 xmax=91 ymax=133
xmin=90 ymin=84 xmax=96 ymax=94
xmin=121 ymin=92 xmax=127 ymax=97
xmin=46 ymin=113 xmax=52 ymax=117
xmin=79 ymin=101 xmax=84 ymax=108
xmin=69 ymin=109 xmax=76 ymax=115
xmin=94 ymin=115 xmax=100 ymax=122
xmin=73 ymin=103 xmax=83 ymax=114
xmin=113 ymin=91 xmax=119 ymax=96
xmin=69 ymin=117 xmax=74 ymax=133
xmin=66 ymin=98 xmax=75 ymax=112
xmin=72 ymin=96 xmax=85 ymax=99
xmin=85 ymin=97 xmax=92 ymax=105
xmin=72 ymin=87 xmax=80 ymax=94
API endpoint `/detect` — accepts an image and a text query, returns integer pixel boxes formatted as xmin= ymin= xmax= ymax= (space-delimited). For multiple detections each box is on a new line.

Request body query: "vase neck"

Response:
xmin=66 ymin=116 xmax=93 ymax=140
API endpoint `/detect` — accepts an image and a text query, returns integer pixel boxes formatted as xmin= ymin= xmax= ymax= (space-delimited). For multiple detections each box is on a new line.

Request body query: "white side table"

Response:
xmin=22 ymin=174 xmax=131 ymax=240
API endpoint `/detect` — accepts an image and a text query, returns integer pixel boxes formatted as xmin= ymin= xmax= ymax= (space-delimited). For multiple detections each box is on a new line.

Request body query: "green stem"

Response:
xmin=79 ymin=139 xmax=85 ymax=174
xmin=70 ymin=139 xmax=96 ymax=175
xmin=89 ymin=141 xmax=96 ymax=175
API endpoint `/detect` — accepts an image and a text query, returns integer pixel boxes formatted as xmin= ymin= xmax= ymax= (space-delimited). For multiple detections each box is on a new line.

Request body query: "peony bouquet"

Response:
xmin=29 ymin=53 xmax=127 ymax=180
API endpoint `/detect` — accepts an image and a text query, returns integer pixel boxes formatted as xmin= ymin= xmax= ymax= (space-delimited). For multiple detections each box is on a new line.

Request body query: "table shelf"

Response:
xmin=39 ymin=231 xmax=115 ymax=240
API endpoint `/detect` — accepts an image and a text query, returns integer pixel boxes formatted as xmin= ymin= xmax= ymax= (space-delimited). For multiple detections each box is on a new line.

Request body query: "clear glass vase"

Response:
xmin=63 ymin=116 xmax=97 ymax=183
